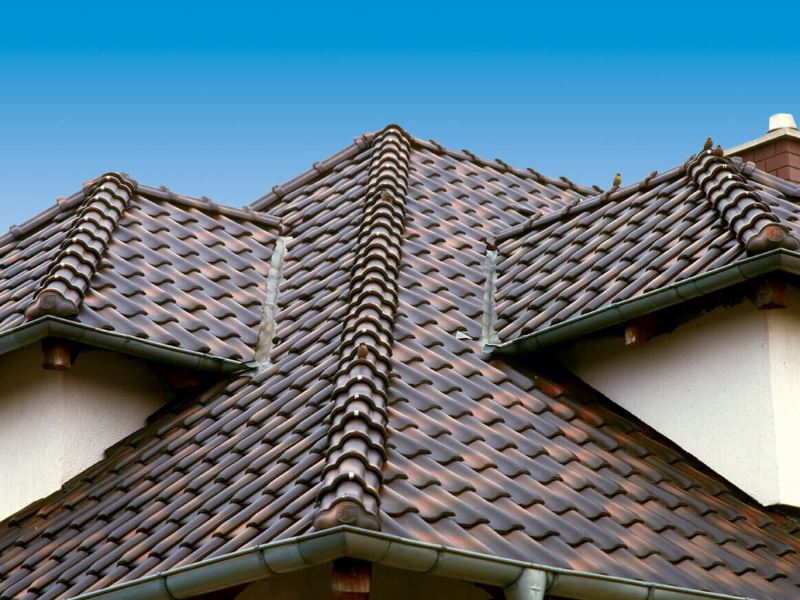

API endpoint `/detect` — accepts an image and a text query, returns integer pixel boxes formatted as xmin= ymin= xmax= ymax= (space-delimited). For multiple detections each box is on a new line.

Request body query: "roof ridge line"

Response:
xmin=313 ymin=126 xmax=411 ymax=531
xmin=25 ymin=172 xmax=137 ymax=320
xmin=248 ymin=135 xmax=373 ymax=212
xmin=136 ymin=184 xmax=282 ymax=229
xmin=408 ymin=134 xmax=600 ymax=196
xmin=1 ymin=190 xmax=86 ymax=248
xmin=686 ymin=148 xmax=800 ymax=255
xmin=247 ymin=123 xmax=600 ymax=213
xmin=496 ymin=165 xmax=683 ymax=244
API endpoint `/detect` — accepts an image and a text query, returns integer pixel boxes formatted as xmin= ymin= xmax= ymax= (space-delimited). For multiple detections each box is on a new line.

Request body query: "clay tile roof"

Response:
xmin=494 ymin=147 xmax=800 ymax=346
xmin=0 ymin=175 xmax=281 ymax=361
xmin=1 ymin=128 xmax=800 ymax=599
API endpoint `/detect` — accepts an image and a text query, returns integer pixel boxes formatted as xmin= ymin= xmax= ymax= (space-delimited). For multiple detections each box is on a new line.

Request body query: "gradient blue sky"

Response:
xmin=1 ymin=2 xmax=797 ymax=230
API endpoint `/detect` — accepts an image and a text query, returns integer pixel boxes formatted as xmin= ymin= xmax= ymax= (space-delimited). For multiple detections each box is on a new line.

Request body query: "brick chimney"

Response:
xmin=727 ymin=113 xmax=800 ymax=183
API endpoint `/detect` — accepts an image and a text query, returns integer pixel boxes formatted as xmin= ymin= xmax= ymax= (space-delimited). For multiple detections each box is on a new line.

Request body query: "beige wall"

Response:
xmin=236 ymin=564 xmax=492 ymax=600
xmin=0 ymin=345 xmax=172 ymax=520
xmin=557 ymin=299 xmax=800 ymax=507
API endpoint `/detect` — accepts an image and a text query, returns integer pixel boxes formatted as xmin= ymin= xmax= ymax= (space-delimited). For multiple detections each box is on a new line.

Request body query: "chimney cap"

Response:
xmin=768 ymin=113 xmax=797 ymax=131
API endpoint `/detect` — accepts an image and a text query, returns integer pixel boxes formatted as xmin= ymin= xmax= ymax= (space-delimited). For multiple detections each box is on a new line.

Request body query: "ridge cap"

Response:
xmin=25 ymin=172 xmax=136 ymax=320
xmin=686 ymin=147 xmax=800 ymax=255
xmin=312 ymin=126 xmax=411 ymax=531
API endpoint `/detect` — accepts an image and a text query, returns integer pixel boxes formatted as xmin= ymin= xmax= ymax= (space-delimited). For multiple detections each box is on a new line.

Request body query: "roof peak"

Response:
xmin=249 ymin=123 xmax=600 ymax=213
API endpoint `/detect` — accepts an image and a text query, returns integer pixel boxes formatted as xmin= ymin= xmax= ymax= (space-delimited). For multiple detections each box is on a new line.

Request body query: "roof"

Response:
xmin=1 ymin=127 xmax=800 ymax=599
xmin=493 ymin=146 xmax=800 ymax=349
xmin=0 ymin=174 xmax=279 ymax=362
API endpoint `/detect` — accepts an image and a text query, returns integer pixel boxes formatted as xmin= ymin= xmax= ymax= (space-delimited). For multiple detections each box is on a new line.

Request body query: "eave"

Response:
xmin=490 ymin=249 xmax=800 ymax=357
xmin=70 ymin=526 xmax=750 ymax=600
xmin=0 ymin=316 xmax=251 ymax=374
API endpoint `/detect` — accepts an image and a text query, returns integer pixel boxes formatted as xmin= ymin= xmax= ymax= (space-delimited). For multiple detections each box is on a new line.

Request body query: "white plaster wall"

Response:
xmin=0 ymin=345 xmax=171 ymax=520
xmin=766 ymin=302 xmax=800 ymax=506
xmin=558 ymin=302 xmax=791 ymax=506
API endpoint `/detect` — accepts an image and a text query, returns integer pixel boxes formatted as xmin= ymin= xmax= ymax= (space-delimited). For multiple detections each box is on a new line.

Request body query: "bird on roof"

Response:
xmin=714 ymin=145 xmax=724 ymax=157
xmin=704 ymin=137 xmax=714 ymax=150
xmin=612 ymin=173 xmax=622 ymax=188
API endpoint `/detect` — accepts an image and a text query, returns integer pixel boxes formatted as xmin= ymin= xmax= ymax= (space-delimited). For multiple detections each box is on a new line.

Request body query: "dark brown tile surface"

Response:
xmin=1 ymin=130 xmax=799 ymax=600
xmin=495 ymin=151 xmax=800 ymax=342
xmin=0 ymin=178 xmax=279 ymax=361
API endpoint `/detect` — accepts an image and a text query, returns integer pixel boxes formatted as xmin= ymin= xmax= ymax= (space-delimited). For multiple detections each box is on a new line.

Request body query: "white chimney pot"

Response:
xmin=769 ymin=113 xmax=797 ymax=131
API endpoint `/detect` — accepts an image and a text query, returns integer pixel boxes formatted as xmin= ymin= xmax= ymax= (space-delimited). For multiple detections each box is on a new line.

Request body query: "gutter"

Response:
xmin=69 ymin=526 xmax=754 ymax=600
xmin=490 ymin=249 xmax=800 ymax=357
xmin=0 ymin=316 xmax=250 ymax=374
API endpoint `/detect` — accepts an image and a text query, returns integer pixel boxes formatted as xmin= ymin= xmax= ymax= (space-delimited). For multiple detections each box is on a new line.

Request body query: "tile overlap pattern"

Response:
xmin=1 ymin=131 xmax=800 ymax=599
xmin=496 ymin=151 xmax=800 ymax=341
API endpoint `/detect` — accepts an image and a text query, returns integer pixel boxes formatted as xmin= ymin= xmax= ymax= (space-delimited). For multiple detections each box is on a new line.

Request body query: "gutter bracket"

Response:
xmin=504 ymin=568 xmax=547 ymax=600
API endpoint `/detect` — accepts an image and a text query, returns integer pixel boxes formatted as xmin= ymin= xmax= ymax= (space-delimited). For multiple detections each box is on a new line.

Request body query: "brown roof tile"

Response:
xmin=495 ymin=149 xmax=800 ymax=344
xmin=1 ymin=129 xmax=800 ymax=599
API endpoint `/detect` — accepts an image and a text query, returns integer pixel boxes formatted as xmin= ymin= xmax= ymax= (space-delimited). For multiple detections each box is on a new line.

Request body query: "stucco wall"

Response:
xmin=0 ymin=345 xmax=172 ymax=520
xmin=558 ymin=301 xmax=800 ymax=507
xmin=236 ymin=564 xmax=492 ymax=600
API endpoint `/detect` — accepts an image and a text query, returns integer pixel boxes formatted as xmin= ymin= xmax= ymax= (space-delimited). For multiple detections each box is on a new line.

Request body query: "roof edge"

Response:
xmin=248 ymin=123 xmax=600 ymax=213
xmin=25 ymin=173 xmax=136 ymax=320
xmin=0 ymin=316 xmax=250 ymax=374
xmin=496 ymin=166 xmax=682 ymax=244
xmin=490 ymin=249 xmax=800 ymax=356
xmin=68 ymin=526 xmax=752 ymax=600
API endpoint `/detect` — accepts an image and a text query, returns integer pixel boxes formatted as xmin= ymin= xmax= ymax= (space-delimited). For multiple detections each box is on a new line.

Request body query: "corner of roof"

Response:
xmin=25 ymin=172 xmax=137 ymax=321
xmin=685 ymin=142 xmax=800 ymax=255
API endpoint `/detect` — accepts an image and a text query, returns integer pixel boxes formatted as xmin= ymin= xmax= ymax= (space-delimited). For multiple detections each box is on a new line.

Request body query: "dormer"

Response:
xmin=0 ymin=173 xmax=281 ymax=520
xmin=491 ymin=134 xmax=800 ymax=508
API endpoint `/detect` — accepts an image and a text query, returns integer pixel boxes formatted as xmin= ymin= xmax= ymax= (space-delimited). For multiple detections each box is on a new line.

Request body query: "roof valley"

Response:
xmin=25 ymin=172 xmax=137 ymax=320
xmin=313 ymin=126 xmax=411 ymax=531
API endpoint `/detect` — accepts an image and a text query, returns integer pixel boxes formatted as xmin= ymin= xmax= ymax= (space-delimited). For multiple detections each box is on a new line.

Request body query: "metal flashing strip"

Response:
xmin=254 ymin=235 xmax=291 ymax=370
xmin=480 ymin=246 xmax=500 ymax=346
xmin=69 ymin=526 xmax=753 ymax=600
xmin=490 ymin=249 xmax=800 ymax=357
xmin=0 ymin=317 xmax=249 ymax=374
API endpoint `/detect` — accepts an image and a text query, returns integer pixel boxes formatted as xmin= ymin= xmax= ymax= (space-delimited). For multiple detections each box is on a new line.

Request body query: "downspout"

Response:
xmin=505 ymin=569 xmax=547 ymax=600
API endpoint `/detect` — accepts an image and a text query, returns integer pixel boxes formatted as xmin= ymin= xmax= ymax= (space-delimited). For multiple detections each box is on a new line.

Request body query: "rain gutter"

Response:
xmin=489 ymin=249 xmax=800 ymax=357
xmin=0 ymin=316 xmax=250 ymax=374
xmin=69 ymin=526 xmax=754 ymax=600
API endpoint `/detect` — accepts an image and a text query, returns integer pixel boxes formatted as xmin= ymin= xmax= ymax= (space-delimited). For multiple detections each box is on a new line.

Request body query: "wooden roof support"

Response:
xmin=332 ymin=558 xmax=371 ymax=600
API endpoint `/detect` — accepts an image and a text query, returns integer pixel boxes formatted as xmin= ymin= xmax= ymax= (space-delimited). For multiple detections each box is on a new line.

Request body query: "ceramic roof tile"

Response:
xmin=495 ymin=149 xmax=800 ymax=344
xmin=1 ymin=129 xmax=800 ymax=600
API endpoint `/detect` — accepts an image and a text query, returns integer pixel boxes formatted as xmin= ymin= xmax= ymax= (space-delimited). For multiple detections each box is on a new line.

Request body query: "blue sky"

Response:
xmin=0 ymin=2 xmax=798 ymax=230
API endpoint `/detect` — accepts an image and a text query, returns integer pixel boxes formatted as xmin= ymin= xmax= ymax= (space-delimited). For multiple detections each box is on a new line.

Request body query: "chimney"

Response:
xmin=727 ymin=113 xmax=800 ymax=183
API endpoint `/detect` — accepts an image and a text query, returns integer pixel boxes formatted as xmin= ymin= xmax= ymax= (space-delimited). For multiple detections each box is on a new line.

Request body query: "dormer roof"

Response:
xmin=0 ymin=173 xmax=279 ymax=368
xmin=493 ymin=145 xmax=800 ymax=353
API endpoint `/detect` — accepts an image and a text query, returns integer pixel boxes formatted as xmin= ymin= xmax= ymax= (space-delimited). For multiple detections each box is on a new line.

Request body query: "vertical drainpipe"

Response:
xmin=504 ymin=569 xmax=548 ymax=600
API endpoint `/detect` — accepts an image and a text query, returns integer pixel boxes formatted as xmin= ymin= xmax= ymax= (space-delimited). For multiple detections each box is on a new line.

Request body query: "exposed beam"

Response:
xmin=332 ymin=558 xmax=371 ymax=600
xmin=41 ymin=337 xmax=74 ymax=370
